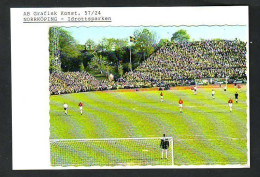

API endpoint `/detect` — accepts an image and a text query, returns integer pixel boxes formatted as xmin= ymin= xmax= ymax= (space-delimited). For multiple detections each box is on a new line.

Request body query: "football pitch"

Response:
xmin=50 ymin=85 xmax=248 ymax=167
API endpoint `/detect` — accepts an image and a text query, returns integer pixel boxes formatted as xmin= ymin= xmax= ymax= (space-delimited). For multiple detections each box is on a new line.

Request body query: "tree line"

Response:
xmin=49 ymin=27 xmax=190 ymax=78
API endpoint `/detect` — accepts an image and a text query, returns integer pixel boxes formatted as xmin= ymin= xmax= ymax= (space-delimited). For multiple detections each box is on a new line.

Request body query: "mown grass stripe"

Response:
xmin=49 ymin=87 xmax=247 ymax=166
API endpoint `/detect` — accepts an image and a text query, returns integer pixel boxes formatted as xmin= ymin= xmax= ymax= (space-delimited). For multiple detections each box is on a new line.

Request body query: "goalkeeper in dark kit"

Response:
xmin=160 ymin=134 xmax=170 ymax=159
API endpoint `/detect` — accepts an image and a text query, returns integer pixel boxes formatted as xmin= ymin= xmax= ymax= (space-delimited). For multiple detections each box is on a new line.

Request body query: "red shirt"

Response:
xmin=191 ymin=87 xmax=194 ymax=90
xmin=79 ymin=102 xmax=83 ymax=107
xmin=160 ymin=92 xmax=163 ymax=96
xmin=228 ymin=99 xmax=233 ymax=104
xmin=179 ymin=100 xmax=183 ymax=104
xmin=238 ymin=85 xmax=241 ymax=88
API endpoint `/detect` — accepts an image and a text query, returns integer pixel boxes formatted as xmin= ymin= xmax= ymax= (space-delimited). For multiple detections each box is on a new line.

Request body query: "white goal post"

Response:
xmin=50 ymin=137 xmax=174 ymax=167
xmin=195 ymin=77 xmax=229 ymax=87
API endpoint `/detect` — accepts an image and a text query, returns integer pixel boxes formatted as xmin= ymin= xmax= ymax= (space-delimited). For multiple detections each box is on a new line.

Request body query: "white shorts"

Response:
xmin=229 ymin=103 xmax=232 ymax=108
xmin=161 ymin=96 xmax=163 ymax=99
xmin=179 ymin=104 xmax=183 ymax=108
xmin=80 ymin=106 xmax=83 ymax=110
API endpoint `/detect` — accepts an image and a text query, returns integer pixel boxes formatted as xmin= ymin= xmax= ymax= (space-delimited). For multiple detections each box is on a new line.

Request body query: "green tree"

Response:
xmin=118 ymin=64 xmax=124 ymax=77
xmin=79 ymin=62 xmax=85 ymax=71
xmin=85 ymin=39 xmax=96 ymax=50
xmin=212 ymin=38 xmax=223 ymax=41
xmin=94 ymin=38 xmax=128 ymax=76
xmin=49 ymin=27 xmax=81 ymax=72
xmin=133 ymin=28 xmax=157 ymax=63
xmin=171 ymin=29 xmax=190 ymax=43
xmin=158 ymin=39 xmax=170 ymax=48
xmin=77 ymin=44 xmax=85 ymax=51
xmin=89 ymin=52 xmax=113 ymax=76
xmin=97 ymin=38 xmax=128 ymax=52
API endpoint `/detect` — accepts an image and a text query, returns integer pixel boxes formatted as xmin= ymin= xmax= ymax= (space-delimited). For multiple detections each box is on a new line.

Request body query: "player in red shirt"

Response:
xmin=228 ymin=98 xmax=233 ymax=112
xmin=238 ymin=84 xmax=241 ymax=90
xmin=160 ymin=92 xmax=164 ymax=102
xmin=78 ymin=102 xmax=83 ymax=115
xmin=179 ymin=98 xmax=183 ymax=113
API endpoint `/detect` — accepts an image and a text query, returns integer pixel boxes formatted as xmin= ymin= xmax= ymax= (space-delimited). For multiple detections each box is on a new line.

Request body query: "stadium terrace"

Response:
xmin=49 ymin=39 xmax=246 ymax=95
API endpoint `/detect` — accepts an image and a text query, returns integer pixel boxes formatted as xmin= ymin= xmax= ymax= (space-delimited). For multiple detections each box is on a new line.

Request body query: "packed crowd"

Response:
xmin=50 ymin=40 xmax=247 ymax=94
xmin=49 ymin=71 xmax=102 ymax=95
xmin=120 ymin=40 xmax=246 ymax=87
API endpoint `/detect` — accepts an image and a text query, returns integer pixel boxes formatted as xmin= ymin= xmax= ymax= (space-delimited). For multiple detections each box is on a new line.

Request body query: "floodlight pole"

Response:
xmin=130 ymin=44 xmax=132 ymax=72
xmin=53 ymin=27 xmax=61 ymax=72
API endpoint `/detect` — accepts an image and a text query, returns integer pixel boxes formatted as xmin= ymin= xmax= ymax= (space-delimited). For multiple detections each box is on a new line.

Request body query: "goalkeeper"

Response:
xmin=160 ymin=134 xmax=170 ymax=159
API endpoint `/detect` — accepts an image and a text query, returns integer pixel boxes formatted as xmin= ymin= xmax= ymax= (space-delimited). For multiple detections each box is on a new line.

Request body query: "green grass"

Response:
xmin=87 ymin=70 xmax=107 ymax=80
xmin=50 ymin=86 xmax=248 ymax=166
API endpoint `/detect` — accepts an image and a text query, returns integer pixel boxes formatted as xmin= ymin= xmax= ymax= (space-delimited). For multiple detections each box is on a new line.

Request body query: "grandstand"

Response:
xmin=49 ymin=40 xmax=246 ymax=94
xmin=119 ymin=40 xmax=246 ymax=88
xmin=50 ymin=71 xmax=105 ymax=95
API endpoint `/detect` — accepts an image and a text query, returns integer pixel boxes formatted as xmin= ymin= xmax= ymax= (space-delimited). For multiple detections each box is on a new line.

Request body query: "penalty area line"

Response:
xmin=177 ymin=137 xmax=246 ymax=141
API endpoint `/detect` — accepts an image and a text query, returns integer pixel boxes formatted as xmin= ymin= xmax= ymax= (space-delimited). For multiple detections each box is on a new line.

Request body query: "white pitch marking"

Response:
xmin=177 ymin=137 xmax=246 ymax=141
xmin=50 ymin=137 xmax=173 ymax=142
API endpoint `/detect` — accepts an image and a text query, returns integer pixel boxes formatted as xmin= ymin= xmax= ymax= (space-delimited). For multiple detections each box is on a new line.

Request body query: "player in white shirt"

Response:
xmin=228 ymin=98 xmax=233 ymax=112
xmin=194 ymin=86 xmax=197 ymax=95
xmin=212 ymin=89 xmax=215 ymax=99
xmin=63 ymin=103 xmax=68 ymax=115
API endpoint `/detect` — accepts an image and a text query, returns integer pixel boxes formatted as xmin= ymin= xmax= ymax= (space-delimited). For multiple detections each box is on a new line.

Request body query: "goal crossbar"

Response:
xmin=50 ymin=137 xmax=173 ymax=142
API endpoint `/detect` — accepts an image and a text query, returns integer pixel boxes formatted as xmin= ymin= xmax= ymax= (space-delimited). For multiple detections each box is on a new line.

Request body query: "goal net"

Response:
xmin=50 ymin=137 xmax=174 ymax=167
xmin=195 ymin=77 xmax=229 ymax=87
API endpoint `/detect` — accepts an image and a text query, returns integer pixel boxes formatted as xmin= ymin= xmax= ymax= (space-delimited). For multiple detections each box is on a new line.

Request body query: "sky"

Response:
xmin=64 ymin=26 xmax=247 ymax=45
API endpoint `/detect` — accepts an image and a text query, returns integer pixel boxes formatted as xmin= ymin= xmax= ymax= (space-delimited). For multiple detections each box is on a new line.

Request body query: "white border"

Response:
xmin=11 ymin=6 xmax=249 ymax=169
